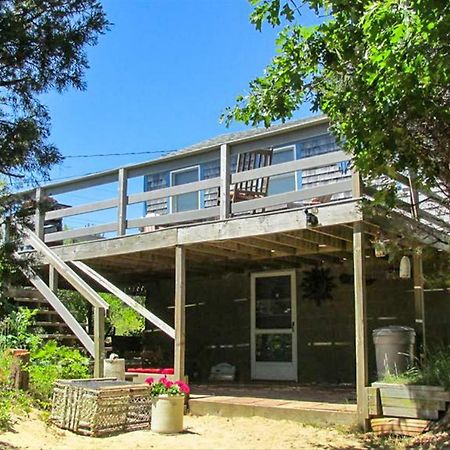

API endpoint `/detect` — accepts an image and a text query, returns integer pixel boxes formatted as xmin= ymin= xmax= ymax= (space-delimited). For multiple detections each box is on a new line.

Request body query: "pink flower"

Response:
xmin=175 ymin=380 xmax=190 ymax=394
xmin=144 ymin=377 xmax=154 ymax=385
xmin=161 ymin=377 xmax=173 ymax=388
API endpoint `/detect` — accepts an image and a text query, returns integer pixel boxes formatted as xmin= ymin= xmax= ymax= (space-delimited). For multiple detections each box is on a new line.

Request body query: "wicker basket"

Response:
xmin=51 ymin=378 xmax=151 ymax=436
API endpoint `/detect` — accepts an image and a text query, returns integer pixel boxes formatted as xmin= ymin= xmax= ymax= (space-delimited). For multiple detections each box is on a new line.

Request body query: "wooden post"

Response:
xmin=352 ymin=171 xmax=369 ymax=430
xmin=34 ymin=187 xmax=45 ymax=240
xmin=353 ymin=220 xmax=369 ymax=430
xmin=94 ymin=306 xmax=105 ymax=377
xmin=174 ymin=245 xmax=186 ymax=380
xmin=117 ymin=168 xmax=128 ymax=236
xmin=220 ymin=143 xmax=230 ymax=220
xmin=413 ymin=250 xmax=426 ymax=356
xmin=49 ymin=266 xmax=59 ymax=292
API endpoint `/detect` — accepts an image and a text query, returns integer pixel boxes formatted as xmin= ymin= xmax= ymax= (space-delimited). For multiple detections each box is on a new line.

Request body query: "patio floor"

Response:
xmin=189 ymin=383 xmax=357 ymax=426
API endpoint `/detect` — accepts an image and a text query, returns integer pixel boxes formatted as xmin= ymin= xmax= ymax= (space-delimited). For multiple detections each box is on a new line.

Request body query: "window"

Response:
xmin=268 ymin=146 xmax=296 ymax=195
xmin=170 ymin=166 xmax=199 ymax=213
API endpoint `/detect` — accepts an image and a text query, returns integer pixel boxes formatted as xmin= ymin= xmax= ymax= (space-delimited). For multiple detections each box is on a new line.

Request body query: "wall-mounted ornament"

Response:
xmin=301 ymin=267 xmax=335 ymax=306
xmin=399 ymin=256 xmax=411 ymax=279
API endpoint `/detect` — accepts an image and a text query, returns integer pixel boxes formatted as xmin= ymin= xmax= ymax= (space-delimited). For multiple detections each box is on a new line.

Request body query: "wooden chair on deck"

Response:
xmin=230 ymin=148 xmax=273 ymax=204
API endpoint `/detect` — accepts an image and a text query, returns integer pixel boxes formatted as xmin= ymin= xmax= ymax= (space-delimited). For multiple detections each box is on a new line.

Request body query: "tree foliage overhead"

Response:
xmin=0 ymin=0 xmax=108 ymax=183
xmin=224 ymin=0 xmax=450 ymax=203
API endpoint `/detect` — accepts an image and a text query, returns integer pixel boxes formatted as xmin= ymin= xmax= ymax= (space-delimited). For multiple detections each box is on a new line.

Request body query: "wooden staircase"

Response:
xmin=6 ymin=286 xmax=84 ymax=345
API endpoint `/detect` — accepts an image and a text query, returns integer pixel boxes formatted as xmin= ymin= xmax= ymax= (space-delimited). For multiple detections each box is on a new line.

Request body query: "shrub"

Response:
xmin=29 ymin=341 xmax=89 ymax=408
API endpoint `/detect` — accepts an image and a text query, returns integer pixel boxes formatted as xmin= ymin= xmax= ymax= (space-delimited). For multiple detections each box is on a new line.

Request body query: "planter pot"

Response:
xmin=151 ymin=394 xmax=184 ymax=433
xmin=371 ymin=382 xmax=450 ymax=420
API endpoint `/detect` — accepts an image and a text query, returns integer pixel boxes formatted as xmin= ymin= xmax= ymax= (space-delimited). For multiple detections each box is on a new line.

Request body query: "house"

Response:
xmin=10 ymin=115 xmax=450 ymax=428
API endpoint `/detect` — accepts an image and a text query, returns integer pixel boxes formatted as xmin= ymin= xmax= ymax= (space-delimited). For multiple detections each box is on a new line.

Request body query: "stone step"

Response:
xmin=189 ymin=395 xmax=357 ymax=427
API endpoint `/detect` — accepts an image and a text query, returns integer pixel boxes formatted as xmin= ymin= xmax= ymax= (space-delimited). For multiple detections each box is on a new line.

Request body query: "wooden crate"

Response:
xmin=51 ymin=378 xmax=151 ymax=436
xmin=370 ymin=417 xmax=432 ymax=436
xmin=372 ymin=383 xmax=450 ymax=420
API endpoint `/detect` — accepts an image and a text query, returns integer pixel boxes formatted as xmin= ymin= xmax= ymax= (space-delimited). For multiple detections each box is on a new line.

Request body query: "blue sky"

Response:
xmin=44 ymin=0 xmax=320 ymax=183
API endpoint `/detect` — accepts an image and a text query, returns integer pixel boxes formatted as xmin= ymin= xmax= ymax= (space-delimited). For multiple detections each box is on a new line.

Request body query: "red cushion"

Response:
xmin=127 ymin=368 xmax=173 ymax=374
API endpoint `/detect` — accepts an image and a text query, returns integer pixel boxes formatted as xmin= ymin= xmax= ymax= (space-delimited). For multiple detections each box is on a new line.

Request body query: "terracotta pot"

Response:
xmin=151 ymin=394 xmax=184 ymax=433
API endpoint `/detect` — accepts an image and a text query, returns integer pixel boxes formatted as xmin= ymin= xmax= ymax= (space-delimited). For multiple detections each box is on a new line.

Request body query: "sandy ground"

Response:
xmin=0 ymin=410 xmax=369 ymax=450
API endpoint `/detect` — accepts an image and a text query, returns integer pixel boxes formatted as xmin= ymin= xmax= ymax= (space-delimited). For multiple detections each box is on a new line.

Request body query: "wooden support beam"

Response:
xmin=94 ymin=306 xmax=105 ymax=377
xmin=34 ymin=187 xmax=45 ymax=240
xmin=244 ymin=236 xmax=297 ymax=255
xmin=352 ymin=171 xmax=369 ymax=431
xmin=174 ymin=245 xmax=186 ymax=380
xmin=117 ymin=168 xmax=128 ymax=236
xmin=220 ymin=143 xmax=231 ymax=220
xmin=49 ymin=266 xmax=59 ymax=292
xmin=210 ymin=240 xmax=273 ymax=259
xmin=413 ymin=250 xmax=426 ymax=356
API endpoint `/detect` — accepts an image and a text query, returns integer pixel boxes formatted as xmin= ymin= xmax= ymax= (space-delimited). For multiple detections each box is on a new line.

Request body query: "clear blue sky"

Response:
xmin=43 ymin=0 xmax=320 ymax=183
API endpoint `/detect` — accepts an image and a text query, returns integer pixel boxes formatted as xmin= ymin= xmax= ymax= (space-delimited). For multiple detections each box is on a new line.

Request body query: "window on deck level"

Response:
xmin=170 ymin=166 xmax=200 ymax=213
xmin=268 ymin=146 xmax=296 ymax=195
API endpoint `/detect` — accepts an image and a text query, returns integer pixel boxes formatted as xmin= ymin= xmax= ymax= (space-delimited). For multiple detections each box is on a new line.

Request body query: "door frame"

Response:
xmin=250 ymin=269 xmax=298 ymax=381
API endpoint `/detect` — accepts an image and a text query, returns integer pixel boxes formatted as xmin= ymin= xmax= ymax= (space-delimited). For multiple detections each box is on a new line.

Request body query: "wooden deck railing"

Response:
xmin=21 ymin=144 xmax=448 ymax=246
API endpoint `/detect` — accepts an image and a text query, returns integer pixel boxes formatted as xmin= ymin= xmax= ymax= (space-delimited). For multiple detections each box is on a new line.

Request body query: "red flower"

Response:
xmin=144 ymin=377 xmax=154 ymax=385
xmin=175 ymin=380 xmax=190 ymax=394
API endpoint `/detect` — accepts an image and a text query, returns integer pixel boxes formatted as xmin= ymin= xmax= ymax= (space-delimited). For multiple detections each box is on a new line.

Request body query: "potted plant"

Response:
xmin=145 ymin=377 xmax=190 ymax=433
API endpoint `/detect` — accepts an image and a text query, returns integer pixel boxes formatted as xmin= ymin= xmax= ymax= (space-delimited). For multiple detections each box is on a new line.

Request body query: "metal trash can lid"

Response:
xmin=372 ymin=326 xmax=416 ymax=337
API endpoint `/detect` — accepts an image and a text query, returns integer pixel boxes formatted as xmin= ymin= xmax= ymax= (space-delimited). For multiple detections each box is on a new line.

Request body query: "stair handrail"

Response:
xmin=18 ymin=224 xmax=109 ymax=310
xmin=72 ymin=260 xmax=175 ymax=339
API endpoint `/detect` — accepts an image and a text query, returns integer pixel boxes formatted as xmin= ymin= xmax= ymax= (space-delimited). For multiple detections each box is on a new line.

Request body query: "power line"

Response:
xmin=63 ymin=149 xmax=176 ymax=159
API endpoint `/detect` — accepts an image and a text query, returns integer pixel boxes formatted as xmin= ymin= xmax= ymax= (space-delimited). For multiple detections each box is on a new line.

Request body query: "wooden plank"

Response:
xmin=231 ymin=179 xmax=353 ymax=214
xmin=45 ymin=198 xmax=118 ymax=220
xmin=370 ymin=417 xmax=431 ymax=436
xmin=220 ymin=143 xmax=230 ymax=220
xmin=117 ymin=168 xmax=128 ymax=236
xmin=380 ymin=396 xmax=445 ymax=411
xmin=367 ymin=387 xmax=382 ymax=417
xmin=353 ymin=172 xmax=369 ymax=431
xmin=49 ymin=266 xmax=58 ymax=292
xmin=231 ymin=150 xmax=348 ymax=184
xmin=128 ymin=206 xmax=220 ymax=229
xmin=72 ymin=261 xmax=175 ymax=339
xmin=382 ymin=406 xmax=439 ymax=420
xmin=372 ymin=383 xmax=450 ymax=400
xmin=34 ymin=187 xmax=45 ymax=240
xmin=174 ymin=246 xmax=186 ymax=380
xmin=44 ymin=172 xmax=118 ymax=196
xmin=93 ymin=306 xmax=105 ymax=378
xmin=127 ymin=177 xmax=221 ymax=205
xmin=24 ymin=269 xmax=95 ymax=356
xmin=45 ymin=222 xmax=116 ymax=243
xmin=20 ymin=225 xmax=109 ymax=310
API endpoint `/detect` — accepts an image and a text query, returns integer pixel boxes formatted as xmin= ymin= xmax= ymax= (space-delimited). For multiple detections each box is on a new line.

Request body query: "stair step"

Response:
xmin=38 ymin=334 xmax=78 ymax=340
xmin=12 ymin=297 xmax=49 ymax=304
xmin=35 ymin=321 xmax=88 ymax=328
xmin=6 ymin=288 xmax=43 ymax=299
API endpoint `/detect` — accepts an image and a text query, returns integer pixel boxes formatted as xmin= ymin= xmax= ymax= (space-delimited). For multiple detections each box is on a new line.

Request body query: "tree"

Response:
xmin=0 ymin=0 xmax=108 ymax=292
xmin=0 ymin=0 xmax=108 ymax=184
xmin=224 ymin=0 xmax=450 ymax=205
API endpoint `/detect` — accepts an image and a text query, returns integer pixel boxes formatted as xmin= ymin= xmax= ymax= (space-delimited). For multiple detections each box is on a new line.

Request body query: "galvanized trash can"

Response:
xmin=373 ymin=326 xmax=416 ymax=379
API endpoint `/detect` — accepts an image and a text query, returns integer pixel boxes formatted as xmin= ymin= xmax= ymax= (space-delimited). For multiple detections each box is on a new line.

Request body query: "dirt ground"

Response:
xmin=2 ymin=410 xmax=450 ymax=450
xmin=0 ymin=410 xmax=368 ymax=450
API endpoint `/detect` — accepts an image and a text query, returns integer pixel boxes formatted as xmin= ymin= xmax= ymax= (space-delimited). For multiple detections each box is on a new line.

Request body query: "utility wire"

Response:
xmin=63 ymin=149 xmax=176 ymax=159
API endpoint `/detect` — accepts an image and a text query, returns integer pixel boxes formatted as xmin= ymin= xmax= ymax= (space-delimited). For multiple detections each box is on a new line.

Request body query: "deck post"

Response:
xmin=220 ymin=143 xmax=230 ymax=220
xmin=117 ymin=168 xmax=128 ymax=236
xmin=174 ymin=245 xmax=186 ymax=380
xmin=34 ymin=187 xmax=45 ymax=240
xmin=49 ymin=266 xmax=59 ymax=292
xmin=413 ymin=250 xmax=426 ymax=356
xmin=352 ymin=171 xmax=369 ymax=430
xmin=93 ymin=306 xmax=105 ymax=377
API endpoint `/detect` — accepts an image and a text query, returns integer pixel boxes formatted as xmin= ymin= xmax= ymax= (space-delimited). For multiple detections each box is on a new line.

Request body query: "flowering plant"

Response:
xmin=145 ymin=377 xmax=190 ymax=397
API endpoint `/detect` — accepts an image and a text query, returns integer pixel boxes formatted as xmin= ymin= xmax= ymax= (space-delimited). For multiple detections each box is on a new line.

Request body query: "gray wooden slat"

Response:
xmin=45 ymin=172 xmax=119 ymax=196
xmin=44 ymin=223 xmax=117 ymax=243
xmin=128 ymin=206 xmax=220 ymax=229
xmin=382 ymin=406 xmax=439 ymax=420
xmin=128 ymin=177 xmax=221 ymax=205
xmin=231 ymin=179 xmax=353 ymax=214
xmin=231 ymin=151 xmax=348 ymax=184
xmin=45 ymin=198 xmax=118 ymax=220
